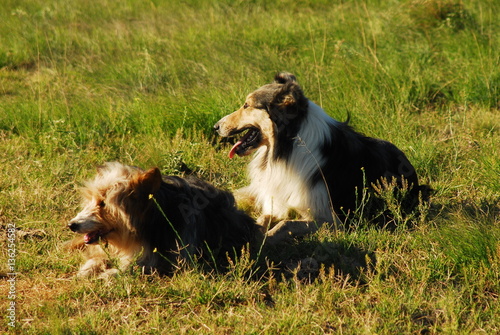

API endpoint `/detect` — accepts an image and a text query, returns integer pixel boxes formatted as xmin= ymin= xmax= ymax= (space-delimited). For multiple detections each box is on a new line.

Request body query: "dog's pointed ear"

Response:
xmin=274 ymin=82 xmax=304 ymax=108
xmin=281 ymin=92 xmax=297 ymax=107
xmin=274 ymin=72 xmax=297 ymax=85
xmin=272 ymin=73 xmax=304 ymax=108
xmin=132 ymin=167 xmax=162 ymax=197
xmin=96 ymin=163 xmax=110 ymax=176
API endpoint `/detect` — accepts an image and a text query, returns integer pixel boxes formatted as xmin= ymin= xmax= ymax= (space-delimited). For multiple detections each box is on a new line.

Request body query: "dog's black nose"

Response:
xmin=68 ymin=222 xmax=79 ymax=232
xmin=213 ymin=123 xmax=220 ymax=132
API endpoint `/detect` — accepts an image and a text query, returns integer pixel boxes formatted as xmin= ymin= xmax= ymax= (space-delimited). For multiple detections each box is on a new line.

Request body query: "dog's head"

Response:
xmin=68 ymin=162 xmax=162 ymax=246
xmin=214 ymin=72 xmax=309 ymax=158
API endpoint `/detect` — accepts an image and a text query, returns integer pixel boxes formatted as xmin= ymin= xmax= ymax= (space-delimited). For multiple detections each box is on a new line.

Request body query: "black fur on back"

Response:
xmin=134 ymin=175 xmax=257 ymax=274
xmin=317 ymin=121 xmax=428 ymax=221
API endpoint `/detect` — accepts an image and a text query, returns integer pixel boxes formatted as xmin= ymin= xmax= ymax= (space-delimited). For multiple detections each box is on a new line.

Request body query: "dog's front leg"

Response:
xmin=264 ymin=220 xmax=322 ymax=246
xmin=76 ymin=245 xmax=116 ymax=278
xmin=97 ymin=268 xmax=121 ymax=279
xmin=77 ymin=258 xmax=110 ymax=277
xmin=256 ymin=214 xmax=280 ymax=232
xmin=94 ymin=256 xmax=135 ymax=279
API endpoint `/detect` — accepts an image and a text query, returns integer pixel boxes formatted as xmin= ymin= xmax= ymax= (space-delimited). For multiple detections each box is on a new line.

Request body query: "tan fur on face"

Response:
xmin=216 ymin=93 xmax=275 ymax=152
xmin=68 ymin=162 xmax=161 ymax=277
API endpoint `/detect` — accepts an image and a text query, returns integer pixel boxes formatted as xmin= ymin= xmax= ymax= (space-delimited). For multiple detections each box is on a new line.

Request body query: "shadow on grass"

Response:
xmin=425 ymin=196 xmax=500 ymax=224
xmin=256 ymin=237 xmax=376 ymax=285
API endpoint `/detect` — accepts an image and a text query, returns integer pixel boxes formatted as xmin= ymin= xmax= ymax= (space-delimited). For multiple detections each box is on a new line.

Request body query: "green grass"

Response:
xmin=1 ymin=0 xmax=499 ymax=333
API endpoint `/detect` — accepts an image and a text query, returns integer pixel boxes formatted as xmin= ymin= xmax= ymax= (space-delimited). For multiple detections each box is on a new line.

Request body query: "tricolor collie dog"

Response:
xmin=214 ymin=72 xmax=429 ymax=239
xmin=68 ymin=162 xmax=257 ymax=277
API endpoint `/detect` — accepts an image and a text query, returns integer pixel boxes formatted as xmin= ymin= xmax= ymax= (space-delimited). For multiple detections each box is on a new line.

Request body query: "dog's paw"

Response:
xmin=256 ymin=215 xmax=278 ymax=232
xmin=97 ymin=268 xmax=120 ymax=279
xmin=264 ymin=220 xmax=320 ymax=245
xmin=76 ymin=258 xmax=109 ymax=278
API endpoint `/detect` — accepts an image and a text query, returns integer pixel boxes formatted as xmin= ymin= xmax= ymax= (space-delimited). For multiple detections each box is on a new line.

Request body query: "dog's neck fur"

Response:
xmin=246 ymin=100 xmax=340 ymax=223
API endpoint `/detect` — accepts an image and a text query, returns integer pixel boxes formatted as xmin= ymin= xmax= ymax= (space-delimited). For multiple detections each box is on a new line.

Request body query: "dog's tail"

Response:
xmin=341 ymin=112 xmax=352 ymax=126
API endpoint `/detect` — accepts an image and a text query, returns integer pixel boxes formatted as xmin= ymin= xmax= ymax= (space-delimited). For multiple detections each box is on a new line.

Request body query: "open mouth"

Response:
xmin=228 ymin=128 xmax=262 ymax=158
xmin=84 ymin=230 xmax=109 ymax=244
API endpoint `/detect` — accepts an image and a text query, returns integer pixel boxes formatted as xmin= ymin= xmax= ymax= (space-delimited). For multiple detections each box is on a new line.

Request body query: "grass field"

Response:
xmin=1 ymin=0 xmax=499 ymax=333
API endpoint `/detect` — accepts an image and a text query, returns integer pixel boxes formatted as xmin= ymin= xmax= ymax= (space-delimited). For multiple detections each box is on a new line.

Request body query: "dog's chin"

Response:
xmin=228 ymin=128 xmax=262 ymax=158
xmin=84 ymin=230 xmax=110 ymax=244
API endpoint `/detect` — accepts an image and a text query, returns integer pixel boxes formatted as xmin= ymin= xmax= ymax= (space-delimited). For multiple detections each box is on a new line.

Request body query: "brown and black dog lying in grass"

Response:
xmin=68 ymin=162 xmax=258 ymax=278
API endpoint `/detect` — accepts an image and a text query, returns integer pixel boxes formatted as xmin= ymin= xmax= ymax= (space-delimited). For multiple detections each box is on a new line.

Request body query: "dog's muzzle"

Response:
xmin=213 ymin=116 xmax=229 ymax=136
xmin=67 ymin=217 xmax=98 ymax=233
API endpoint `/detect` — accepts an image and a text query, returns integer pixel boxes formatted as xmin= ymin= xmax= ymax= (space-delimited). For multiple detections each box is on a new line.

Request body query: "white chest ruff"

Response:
xmin=244 ymin=101 xmax=340 ymax=223
xmin=239 ymin=101 xmax=341 ymax=224
xmin=247 ymin=145 xmax=333 ymax=223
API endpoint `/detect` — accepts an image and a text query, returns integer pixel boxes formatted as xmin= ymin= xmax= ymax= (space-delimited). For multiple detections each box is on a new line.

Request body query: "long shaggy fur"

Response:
xmin=68 ymin=162 xmax=257 ymax=277
xmin=214 ymin=72 xmax=430 ymax=234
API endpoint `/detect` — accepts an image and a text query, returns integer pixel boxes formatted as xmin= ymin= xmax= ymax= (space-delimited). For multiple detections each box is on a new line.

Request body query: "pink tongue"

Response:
xmin=228 ymin=141 xmax=243 ymax=159
xmin=84 ymin=231 xmax=98 ymax=243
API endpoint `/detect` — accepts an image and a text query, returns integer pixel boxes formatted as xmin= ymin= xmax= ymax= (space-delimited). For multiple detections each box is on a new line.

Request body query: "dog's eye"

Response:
xmin=99 ymin=200 xmax=105 ymax=208
xmin=243 ymin=103 xmax=249 ymax=109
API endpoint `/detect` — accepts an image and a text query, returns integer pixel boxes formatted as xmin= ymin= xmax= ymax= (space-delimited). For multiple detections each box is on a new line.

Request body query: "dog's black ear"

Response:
xmin=132 ymin=167 xmax=162 ymax=198
xmin=280 ymin=91 xmax=297 ymax=107
xmin=274 ymin=81 xmax=305 ymax=108
xmin=274 ymin=72 xmax=297 ymax=85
